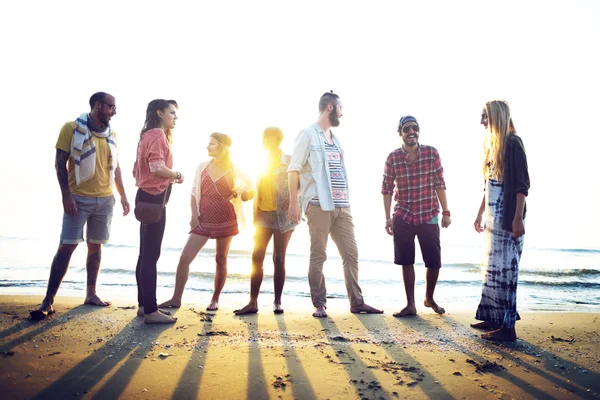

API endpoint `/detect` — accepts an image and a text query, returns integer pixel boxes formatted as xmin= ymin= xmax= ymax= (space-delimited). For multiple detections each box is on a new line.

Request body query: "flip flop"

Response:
xmin=29 ymin=308 xmax=56 ymax=321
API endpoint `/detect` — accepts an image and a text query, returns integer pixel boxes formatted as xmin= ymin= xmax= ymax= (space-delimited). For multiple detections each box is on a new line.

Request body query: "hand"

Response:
xmin=190 ymin=217 xmax=199 ymax=230
xmin=385 ymin=218 xmax=393 ymax=235
xmin=474 ymin=214 xmax=484 ymax=233
xmin=121 ymin=197 xmax=130 ymax=216
xmin=62 ymin=192 xmax=78 ymax=216
xmin=512 ymin=217 xmax=525 ymax=238
xmin=241 ymin=189 xmax=253 ymax=202
xmin=288 ymin=203 xmax=301 ymax=224
xmin=441 ymin=215 xmax=452 ymax=228
xmin=174 ymin=173 xmax=184 ymax=184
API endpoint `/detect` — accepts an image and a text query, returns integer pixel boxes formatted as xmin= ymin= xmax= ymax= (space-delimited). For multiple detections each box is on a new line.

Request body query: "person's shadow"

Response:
xmin=33 ymin=313 xmax=175 ymax=399
xmin=442 ymin=315 xmax=600 ymax=398
xmin=352 ymin=313 xmax=455 ymax=399
xmin=170 ymin=310 xmax=218 ymax=399
xmin=317 ymin=316 xmax=388 ymax=399
xmin=275 ymin=314 xmax=317 ymax=400
xmin=0 ymin=305 xmax=97 ymax=353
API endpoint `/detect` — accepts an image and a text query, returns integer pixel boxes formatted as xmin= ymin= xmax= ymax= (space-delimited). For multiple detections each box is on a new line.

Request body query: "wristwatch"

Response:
xmin=442 ymin=210 xmax=451 ymax=217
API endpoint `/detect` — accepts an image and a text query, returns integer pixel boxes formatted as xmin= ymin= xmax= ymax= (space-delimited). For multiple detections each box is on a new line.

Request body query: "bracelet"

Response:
xmin=442 ymin=210 xmax=451 ymax=217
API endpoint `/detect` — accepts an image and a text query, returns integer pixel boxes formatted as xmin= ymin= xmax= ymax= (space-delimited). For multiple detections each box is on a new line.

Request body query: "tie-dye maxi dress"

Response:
xmin=475 ymin=178 xmax=524 ymax=328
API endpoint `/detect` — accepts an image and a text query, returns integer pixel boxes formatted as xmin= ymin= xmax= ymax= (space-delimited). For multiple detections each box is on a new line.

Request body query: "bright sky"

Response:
xmin=1 ymin=0 xmax=599 ymax=257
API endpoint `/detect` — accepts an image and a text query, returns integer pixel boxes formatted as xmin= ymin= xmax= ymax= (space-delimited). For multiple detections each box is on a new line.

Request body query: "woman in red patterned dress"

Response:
xmin=159 ymin=133 xmax=253 ymax=311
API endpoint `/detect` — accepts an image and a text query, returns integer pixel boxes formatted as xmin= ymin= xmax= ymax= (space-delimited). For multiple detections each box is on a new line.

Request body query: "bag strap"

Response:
xmin=161 ymin=184 xmax=171 ymax=207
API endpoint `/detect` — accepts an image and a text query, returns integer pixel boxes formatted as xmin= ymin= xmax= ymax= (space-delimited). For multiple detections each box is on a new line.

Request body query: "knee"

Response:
xmin=252 ymin=250 xmax=266 ymax=265
xmin=86 ymin=242 xmax=102 ymax=253
xmin=215 ymin=255 xmax=227 ymax=269
xmin=57 ymin=244 xmax=77 ymax=256
xmin=272 ymin=253 xmax=285 ymax=268
xmin=178 ymin=253 xmax=194 ymax=267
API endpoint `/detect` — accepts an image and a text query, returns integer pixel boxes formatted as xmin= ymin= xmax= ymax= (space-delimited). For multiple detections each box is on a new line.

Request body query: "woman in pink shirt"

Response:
xmin=133 ymin=99 xmax=184 ymax=324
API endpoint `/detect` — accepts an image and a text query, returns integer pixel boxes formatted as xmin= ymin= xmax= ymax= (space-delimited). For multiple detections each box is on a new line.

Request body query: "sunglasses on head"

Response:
xmin=401 ymin=125 xmax=419 ymax=134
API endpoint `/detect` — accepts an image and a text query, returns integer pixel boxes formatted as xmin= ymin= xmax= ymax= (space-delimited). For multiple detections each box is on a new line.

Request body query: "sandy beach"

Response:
xmin=0 ymin=295 xmax=598 ymax=399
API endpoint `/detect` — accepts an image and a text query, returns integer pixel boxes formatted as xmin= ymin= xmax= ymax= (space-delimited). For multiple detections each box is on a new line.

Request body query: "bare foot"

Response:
xmin=84 ymin=294 xmax=111 ymax=307
xmin=137 ymin=306 xmax=172 ymax=317
xmin=350 ymin=303 xmax=383 ymax=314
xmin=312 ymin=306 xmax=327 ymax=318
xmin=424 ymin=298 xmax=445 ymax=314
xmin=393 ymin=305 xmax=417 ymax=317
xmin=158 ymin=299 xmax=181 ymax=309
xmin=481 ymin=327 xmax=517 ymax=342
xmin=273 ymin=302 xmax=284 ymax=315
xmin=144 ymin=310 xmax=177 ymax=324
xmin=30 ymin=304 xmax=56 ymax=320
xmin=470 ymin=321 xmax=500 ymax=330
xmin=206 ymin=301 xmax=219 ymax=311
xmin=233 ymin=302 xmax=259 ymax=315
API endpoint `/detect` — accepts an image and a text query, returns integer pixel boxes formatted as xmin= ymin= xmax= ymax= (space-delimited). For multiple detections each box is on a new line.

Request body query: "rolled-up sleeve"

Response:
xmin=381 ymin=153 xmax=396 ymax=195
xmin=432 ymin=149 xmax=446 ymax=190
xmin=287 ymin=130 xmax=311 ymax=173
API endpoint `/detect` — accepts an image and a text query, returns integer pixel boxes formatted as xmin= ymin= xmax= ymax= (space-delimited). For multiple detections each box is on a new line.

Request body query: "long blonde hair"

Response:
xmin=482 ymin=100 xmax=517 ymax=180
xmin=210 ymin=132 xmax=233 ymax=168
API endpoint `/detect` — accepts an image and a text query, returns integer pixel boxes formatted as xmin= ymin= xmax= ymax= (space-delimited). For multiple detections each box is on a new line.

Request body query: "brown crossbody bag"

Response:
xmin=134 ymin=188 xmax=168 ymax=225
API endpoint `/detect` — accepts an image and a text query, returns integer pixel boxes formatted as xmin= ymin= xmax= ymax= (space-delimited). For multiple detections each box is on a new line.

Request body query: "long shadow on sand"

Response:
xmin=242 ymin=317 xmax=270 ymax=400
xmin=317 ymin=316 xmax=388 ymax=399
xmin=443 ymin=316 xmax=600 ymax=398
xmin=170 ymin=311 xmax=217 ymax=399
xmin=33 ymin=313 xmax=174 ymax=399
xmin=354 ymin=314 xmax=455 ymax=399
xmin=275 ymin=315 xmax=318 ymax=400
xmin=0 ymin=305 xmax=96 ymax=353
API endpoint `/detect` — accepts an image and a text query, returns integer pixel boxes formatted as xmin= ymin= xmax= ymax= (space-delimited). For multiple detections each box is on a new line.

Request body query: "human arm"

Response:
xmin=435 ymin=188 xmax=451 ymax=228
xmin=510 ymin=136 xmax=529 ymax=238
xmin=190 ymin=194 xmax=199 ymax=230
xmin=55 ymin=149 xmax=77 ymax=216
xmin=114 ymin=162 xmax=130 ymax=216
xmin=152 ymin=165 xmax=184 ymax=183
xmin=432 ymin=149 xmax=450 ymax=228
xmin=288 ymin=171 xmax=301 ymax=224
xmin=474 ymin=193 xmax=485 ymax=233
xmin=381 ymin=153 xmax=396 ymax=235
xmin=286 ymin=130 xmax=311 ymax=224
xmin=383 ymin=194 xmax=393 ymax=235
xmin=232 ymin=166 xmax=254 ymax=201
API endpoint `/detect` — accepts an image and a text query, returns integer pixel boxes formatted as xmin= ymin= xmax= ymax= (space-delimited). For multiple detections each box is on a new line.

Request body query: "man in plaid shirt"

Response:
xmin=382 ymin=115 xmax=451 ymax=317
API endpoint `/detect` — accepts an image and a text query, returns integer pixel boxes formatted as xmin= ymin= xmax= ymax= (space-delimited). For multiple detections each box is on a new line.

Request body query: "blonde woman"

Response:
xmin=234 ymin=127 xmax=298 ymax=315
xmin=471 ymin=100 xmax=530 ymax=342
xmin=159 ymin=133 xmax=253 ymax=311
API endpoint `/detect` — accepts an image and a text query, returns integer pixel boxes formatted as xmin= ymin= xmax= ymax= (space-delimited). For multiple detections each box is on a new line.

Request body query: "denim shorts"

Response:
xmin=60 ymin=195 xmax=115 ymax=245
xmin=254 ymin=209 xmax=280 ymax=230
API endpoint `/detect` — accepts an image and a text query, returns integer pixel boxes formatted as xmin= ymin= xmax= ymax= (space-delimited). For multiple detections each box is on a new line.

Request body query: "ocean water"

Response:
xmin=0 ymin=235 xmax=599 ymax=313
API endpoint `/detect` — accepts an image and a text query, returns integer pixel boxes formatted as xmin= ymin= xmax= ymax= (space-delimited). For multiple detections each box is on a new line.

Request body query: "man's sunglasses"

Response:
xmin=101 ymin=102 xmax=117 ymax=112
xmin=401 ymin=125 xmax=419 ymax=134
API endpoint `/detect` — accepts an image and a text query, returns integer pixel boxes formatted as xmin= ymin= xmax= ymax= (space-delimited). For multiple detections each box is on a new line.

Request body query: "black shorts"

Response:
xmin=393 ymin=215 xmax=441 ymax=268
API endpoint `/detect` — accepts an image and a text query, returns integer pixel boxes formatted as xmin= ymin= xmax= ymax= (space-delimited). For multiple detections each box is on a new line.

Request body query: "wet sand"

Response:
xmin=0 ymin=295 xmax=598 ymax=399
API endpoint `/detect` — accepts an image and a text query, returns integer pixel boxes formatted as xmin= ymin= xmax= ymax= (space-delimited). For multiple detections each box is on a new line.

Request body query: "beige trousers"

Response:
xmin=306 ymin=204 xmax=364 ymax=307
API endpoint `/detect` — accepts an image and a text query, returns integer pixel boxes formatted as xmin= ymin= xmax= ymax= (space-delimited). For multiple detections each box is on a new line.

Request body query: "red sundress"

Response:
xmin=191 ymin=168 xmax=239 ymax=239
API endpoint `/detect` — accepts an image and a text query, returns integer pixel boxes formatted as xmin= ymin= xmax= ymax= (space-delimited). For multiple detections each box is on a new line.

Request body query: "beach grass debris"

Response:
xmin=198 ymin=331 xmax=228 ymax=336
xmin=551 ymin=336 xmax=575 ymax=343
xmin=331 ymin=335 xmax=349 ymax=342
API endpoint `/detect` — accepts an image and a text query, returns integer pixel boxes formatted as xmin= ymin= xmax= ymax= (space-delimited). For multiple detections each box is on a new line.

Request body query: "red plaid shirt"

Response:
xmin=381 ymin=144 xmax=446 ymax=225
